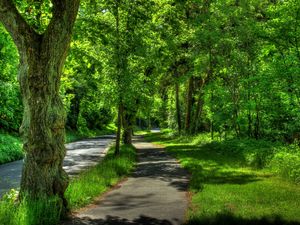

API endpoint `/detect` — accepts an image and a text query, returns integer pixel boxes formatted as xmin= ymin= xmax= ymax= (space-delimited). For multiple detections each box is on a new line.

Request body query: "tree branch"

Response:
xmin=44 ymin=0 xmax=80 ymax=42
xmin=0 ymin=0 xmax=37 ymax=48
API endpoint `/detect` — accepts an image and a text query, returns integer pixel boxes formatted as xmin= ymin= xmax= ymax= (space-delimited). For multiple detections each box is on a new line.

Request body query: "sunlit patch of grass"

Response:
xmin=0 ymin=190 xmax=62 ymax=225
xmin=145 ymin=132 xmax=300 ymax=225
xmin=66 ymin=144 xmax=136 ymax=209
xmin=0 ymin=132 xmax=23 ymax=165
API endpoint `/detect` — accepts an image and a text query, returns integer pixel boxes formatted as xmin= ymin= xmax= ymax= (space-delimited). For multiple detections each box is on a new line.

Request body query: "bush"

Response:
xmin=0 ymin=133 xmax=23 ymax=164
xmin=155 ymin=131 xmax=300 ymax=184
xmin=269 ymin=146 xmax=300 ymax=184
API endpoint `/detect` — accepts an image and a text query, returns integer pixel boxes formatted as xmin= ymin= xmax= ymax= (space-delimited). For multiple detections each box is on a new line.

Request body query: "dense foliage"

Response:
xmin=1 ymin=0 xmax=299 ymax=143
xmin=2 ymin=1 xmax=298 ymax=141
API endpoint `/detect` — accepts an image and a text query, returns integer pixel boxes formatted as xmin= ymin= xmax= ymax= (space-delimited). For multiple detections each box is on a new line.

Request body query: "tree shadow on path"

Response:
xmin=132 ymin=146 xmax=190 ymax=192
xmin=62 ymin=215 xmax=173 ymax=225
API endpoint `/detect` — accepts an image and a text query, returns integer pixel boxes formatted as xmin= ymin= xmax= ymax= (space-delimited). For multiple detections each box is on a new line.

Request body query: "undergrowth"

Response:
xmin=0 ymin=191 xmax=61 ymax=225
xmin=144 ymin=131 xmax=300 ymax=224
xmin=0 ymin=132 xmax=22 ymax=164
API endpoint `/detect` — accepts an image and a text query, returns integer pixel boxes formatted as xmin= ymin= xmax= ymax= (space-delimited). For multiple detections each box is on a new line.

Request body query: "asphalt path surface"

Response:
xmin=0 ymin=135 xmax=115 ymax=198
xmin=63 ymin=136 xmax=189 ymax=225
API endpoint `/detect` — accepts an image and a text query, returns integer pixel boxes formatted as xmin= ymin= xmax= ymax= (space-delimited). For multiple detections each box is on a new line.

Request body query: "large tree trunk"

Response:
xmin=19 ymin=39 xmax=70 ymax=201
xmin=0 ymin=0 xmax=80 ymax=214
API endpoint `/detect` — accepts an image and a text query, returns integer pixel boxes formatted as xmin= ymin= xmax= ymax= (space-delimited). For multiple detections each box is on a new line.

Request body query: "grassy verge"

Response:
xmin=66 ymin=123 xmax=116 ymax=143
xmin=0 ymin=144 xmax=136 ymax=225
xmin=0 ymin=193 xmax=62 ymax=225
xmin=0 ymin=132 xmax=22 ymax=164
xmin=66 ymin=144 xmax=136 ymax=209
xmin=144 ymin=131 xmax=300 ymax=225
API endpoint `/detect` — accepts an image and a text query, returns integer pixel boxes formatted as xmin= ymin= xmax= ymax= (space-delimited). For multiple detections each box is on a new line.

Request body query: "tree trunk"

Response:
xmin=115 ymin=103 xmax=123 ymax=156
xmin=192 ymin=78 xmax=206 ymax=133
xmin=122 ymin=108 xmax=135 ymax=145
xmin=175 ymin=81 xmax=182 ymax=133
xmin=66 ymin=93 xmax=81 ymax=130
xmin=185 ymin=76 xmax=194 ymax=133
xmin=0 ymin=0 xmax=80 ymax=214
xmin=254 ymin=100 xmax=260 ymax=140
xmin=20 ymin=51 xmax=69 ymax=207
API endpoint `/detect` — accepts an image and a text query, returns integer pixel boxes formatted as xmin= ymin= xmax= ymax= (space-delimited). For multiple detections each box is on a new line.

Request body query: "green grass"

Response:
xmin=0 ymin=132 xmax=23 ymax=164
xmin=0 ymin=191 xmax=62 ymax=225
xmin=66 ymin=123 xmax=116 ymax=143
xmin=65 ymin=123 xmax=116 ymax=143
xmin=0 ymin=144 xmax=136 ymax=225
xmin=144 ymin=131 xmax=300 ymax=225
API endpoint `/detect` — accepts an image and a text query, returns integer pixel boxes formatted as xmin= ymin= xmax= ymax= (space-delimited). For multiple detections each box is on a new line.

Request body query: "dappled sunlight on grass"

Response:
xmin=145 ymin=132 xmax=300 ymax=224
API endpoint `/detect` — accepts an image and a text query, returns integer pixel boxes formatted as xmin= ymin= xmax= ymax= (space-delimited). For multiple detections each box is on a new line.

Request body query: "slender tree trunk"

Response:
xmin=247 ymin=110 xmax=253 ymax=137
xmin=192 ymin=78 xmax=206 ymax=133
xmin=175 ymin=81 xmax=182 ymax=133
xmin=115 ymin=103 xmax=123 ymax=156
xmin=211 ymin=121 xmax=214 ymax=140
xmin=185 ymin=76 xmax=194 ymax=133
xmin=114 ymin=0 xmax=122 ymax=156
xmin=254 ymin=100 xmax=260 ymax=140
xmin=193 ymin=93 xmax=204 ymax=133
xmin=66 ymin=93 xmax=81 ymax=130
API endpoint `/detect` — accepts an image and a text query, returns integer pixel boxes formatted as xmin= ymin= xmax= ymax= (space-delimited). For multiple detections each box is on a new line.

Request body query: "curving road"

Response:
xmin=0 ymin=135 xmax=115 ymax=198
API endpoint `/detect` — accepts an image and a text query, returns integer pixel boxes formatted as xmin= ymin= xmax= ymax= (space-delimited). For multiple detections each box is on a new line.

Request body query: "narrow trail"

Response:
xmin=64 ymin=136 xmax=189 ymax=225
xmin=0 ymin=135 xmax=115 ymax=197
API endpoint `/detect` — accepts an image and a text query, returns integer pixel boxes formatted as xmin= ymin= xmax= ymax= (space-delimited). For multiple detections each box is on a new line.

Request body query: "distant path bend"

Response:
xmin=0 ymin=135 xmax=115 ymax=197
xmin=64 ymin=136 xmax=189 ymax=225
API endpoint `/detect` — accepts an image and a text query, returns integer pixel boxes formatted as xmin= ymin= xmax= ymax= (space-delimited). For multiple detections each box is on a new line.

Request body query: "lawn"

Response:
xmin=145 ymin=131 xmax=300 ymax=225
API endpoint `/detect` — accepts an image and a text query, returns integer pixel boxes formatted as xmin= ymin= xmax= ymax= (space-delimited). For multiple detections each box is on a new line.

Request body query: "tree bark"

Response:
xmin=115 ymin=103 xmax=123 ymax=156
xmin=122 ymin=109 xmax=135 ymax=145
xmin=185 ymin=76 xmax=194 ymax=133
xmin=66 ymin=92 xmax=82 ymax=130
xmin=175 ymin=81 xmax=182 ymax=133
xmin=192 ymin=78 xmax=205 ymax=134
xmin=0 ymin=0 xmax=79 ymax=213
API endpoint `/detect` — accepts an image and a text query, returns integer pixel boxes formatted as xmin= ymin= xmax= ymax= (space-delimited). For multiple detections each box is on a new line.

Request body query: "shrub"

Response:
xmin=269 ymin=147 xmax=300 ymax=184
xmin=0 ymin=133 xmax=23 ymax=164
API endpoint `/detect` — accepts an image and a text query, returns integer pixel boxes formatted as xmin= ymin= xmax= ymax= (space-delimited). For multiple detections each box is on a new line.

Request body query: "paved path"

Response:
xmin=63 ymin=136 xmax=189 ymax=225
xmin=0 ymin=135 xmax=115 ymax=197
